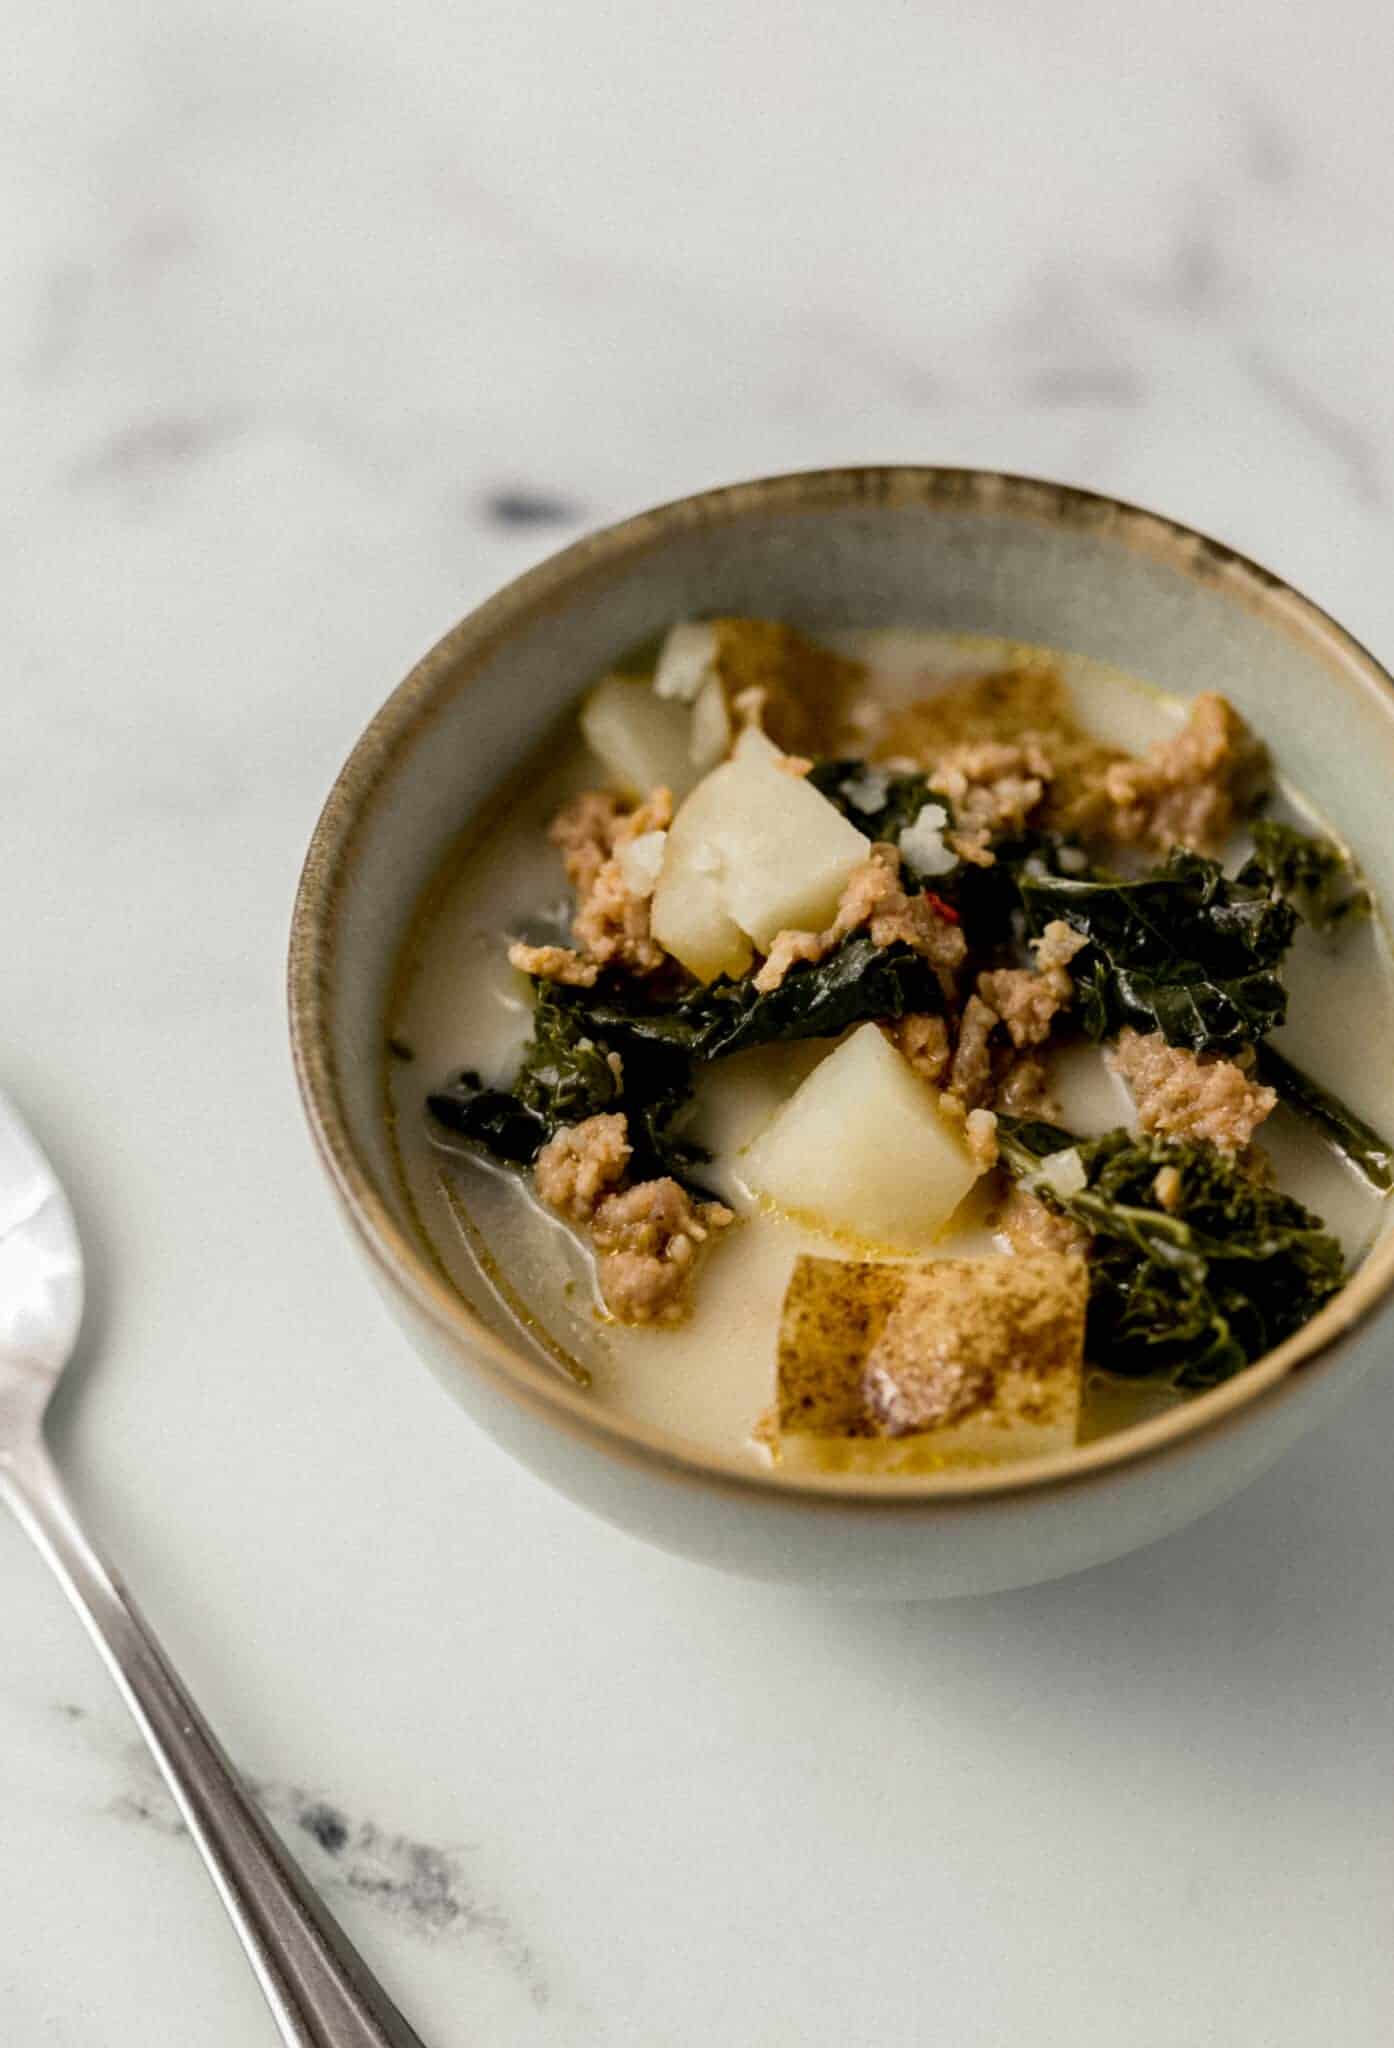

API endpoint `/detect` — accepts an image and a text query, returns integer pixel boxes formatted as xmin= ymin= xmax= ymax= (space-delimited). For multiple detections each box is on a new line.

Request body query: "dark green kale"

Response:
xmin=427 ymin=984 xmax=621 ymax=1166
xmin=428 ymin=935 xmax=939 ymax=1185
xmin=1019 ymin=849 xmax=1297 ymax=1056
xmin=625 ymin=1089 xmax=713 ymax=1189
xmin=805 ymin=759 xmax=941 ymax=844
xmin=428 ymin=983 xmax=704 ymax=1184
xmin=1016 ymin=836 xmax=1394 ymax=1177
xmin=427 ymin=1073 xmax=548 ymax=1165
xmin=513 ymin=986 xmax=626 ymax=1125
xmin=947 ymin=829 xmax=1095 ymax=945
xmin=996 ymin=1117 xmax=1345 ymax=1388
xmin=1256 ymin=1045 xmax=1394 ymax=1193
xmin=564 ymin=935 xmax=943 ymax=1062
xmin=1240 ymin=819 xmax=1369 ymax=931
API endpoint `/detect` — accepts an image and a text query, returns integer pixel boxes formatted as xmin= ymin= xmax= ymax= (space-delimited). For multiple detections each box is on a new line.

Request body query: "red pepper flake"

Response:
xmin=924 ymin=892 xmax=960 ymax=924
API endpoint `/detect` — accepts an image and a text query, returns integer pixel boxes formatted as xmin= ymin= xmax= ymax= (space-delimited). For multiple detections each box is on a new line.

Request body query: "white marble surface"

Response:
xmin=4 ymin=2 xmax=1394 ymax=2040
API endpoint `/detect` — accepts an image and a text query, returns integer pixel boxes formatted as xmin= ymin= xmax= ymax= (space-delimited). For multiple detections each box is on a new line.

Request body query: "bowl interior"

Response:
xmin=291 ymin=468 xmax=1394 ymax=1498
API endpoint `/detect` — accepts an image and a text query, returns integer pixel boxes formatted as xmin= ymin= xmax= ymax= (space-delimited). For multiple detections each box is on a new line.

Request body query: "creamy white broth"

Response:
xmin=386 ymin=630 xmax=1394 ymax=1463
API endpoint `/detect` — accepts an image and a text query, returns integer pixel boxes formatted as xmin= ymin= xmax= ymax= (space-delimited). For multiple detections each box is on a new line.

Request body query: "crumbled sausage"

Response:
xmin=993 ymin=1181 xmax=1091 ymax=1258
xmin=592 ymin=1179 xmax=733 ymax=1326
xmin=506 ymin=941 xmax=599 ymax=987
xmin=977 ymin=919 xmax=1086 ymax=1049
xmin=1033 ymin=919 xmax=1089 ymax=976
xmin=754 ymin=843 xmax=966 ymax=995
xmin=992 ymin=1050 xmax=1060 ymax=1119
xmin=550 ymin=790 xmax=628 ymax=897
xmin=1037 ymin=733 xmax=1137 ymax=841
xmin=533 ymin=1114 xmax=631 ymax=1224
xmin=929 ymin=739 xmax=1054 ymax=860
xmin=1097 ymin=694 xmax=1268 ymax=856
xmin=884 ymin=1011 xmax=952 ymax=1085
xmin=963 ymin=1106 xmax=1000 ymax=1171
xmin=752 ymin=927 xmax=824 ymax=991
xmin=947 ymin=993 xmax=1000 ymax=1110
xmin=937 ymin=923 xmax=1083 ymax=1115
xmin=872 ymin=662 xmax=1127 ymax=848
xmin=547 ymin=786 xmax=674 ymax=976
xmin=1109 ymin=1027 xmax=1277 ymax=1154
xmin=869 ymin=669 xmax=1262 ymax=862
xmin=534 ymin=1118 xmax=733 ymax=1321
xmin=839 ymin=845 xmax=967 ymax=988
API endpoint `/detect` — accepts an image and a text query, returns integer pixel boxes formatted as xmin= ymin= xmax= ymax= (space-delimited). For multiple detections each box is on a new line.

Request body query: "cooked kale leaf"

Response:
xmin=996 ymin=1117 xmax=1345 ymax=1387
xmin=1240 ymin=819 xmax=1369 ymax=931
xmin=1015 ymin=835 xmax=1394 ymax=1176
xmin=427 ymin=1074 xmax=548 ymax=1165
xmin=428 ymin=987 xmax=622 ymax=1166
xmin=429 ymin=934 xmax=937 ymax=1183
xmin=514 ymin=987 xmax=626 ymax=1125
xmin=947 ymin=828 xmax=1094 ymax=943
xmin=428 ymin=983 xmax=704 ymax=1184
xmin=1019 ymin=849 xmax=1297 ymax=1055
xmin=806 ymin=759 xmax=941 ymax=844
xmin=1256 ymin=1044 xmax=1394 ymax=1192
xmin=563 ymin=935 xmax=942 ymax=1062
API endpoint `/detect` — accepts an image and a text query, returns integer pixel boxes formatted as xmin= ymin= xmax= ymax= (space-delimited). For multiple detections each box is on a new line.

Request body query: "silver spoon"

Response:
xmin=0 ymin=1087 xmax=428 ymax=2047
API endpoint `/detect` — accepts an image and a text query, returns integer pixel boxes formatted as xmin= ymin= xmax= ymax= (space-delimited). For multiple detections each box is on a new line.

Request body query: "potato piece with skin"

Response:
xmin=651 ymin=731 xmax=870 ymax=977
xmin=774 ymin=1252 xmax=1087 ymax=1473
xmin=580 ymin=674 xmax=701 ymax=800
xmin=743 ymin=1023 xmax=984 ymax=1252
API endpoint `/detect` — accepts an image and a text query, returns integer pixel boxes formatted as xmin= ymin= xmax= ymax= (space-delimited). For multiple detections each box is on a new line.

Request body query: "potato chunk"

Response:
xmin=649 ymin=762 xmax=756 ymax=982
xmin=721 ymin=780 xmax=869 ymax=950
xmin=580 ymin=674 xmax=703 ymax=800
xmin=743 ymin=1024 xmax=983 ymax=1251
xmin=689 ymin=675 xmax=732 ymax=775
xmin=775 ymin=1252 xmax=1087 ymax=1473
xmin=650 ymin=739 xmax=869 ymax=978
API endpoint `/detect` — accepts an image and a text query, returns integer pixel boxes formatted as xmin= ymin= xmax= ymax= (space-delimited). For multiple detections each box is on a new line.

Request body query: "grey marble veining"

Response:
xmin=4 ymin=2 xmax=1394 ymax=2042
xmin=78 ymin=1710 xmax=551 ymax=2003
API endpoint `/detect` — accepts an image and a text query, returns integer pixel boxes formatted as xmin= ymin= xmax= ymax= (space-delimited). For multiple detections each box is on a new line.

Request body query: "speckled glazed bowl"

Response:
xmin=290 ymin=467 xmax=1394 ymax=1598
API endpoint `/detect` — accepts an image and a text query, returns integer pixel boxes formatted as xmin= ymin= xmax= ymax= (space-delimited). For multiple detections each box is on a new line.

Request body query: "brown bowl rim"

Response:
xmin=288 ymin=464 xmax=1394 ymax=1510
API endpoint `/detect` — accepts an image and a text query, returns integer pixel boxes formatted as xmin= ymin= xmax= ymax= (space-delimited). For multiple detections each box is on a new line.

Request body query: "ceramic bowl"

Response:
xmin=289 ymin=467 xmax=1394 ymax=1598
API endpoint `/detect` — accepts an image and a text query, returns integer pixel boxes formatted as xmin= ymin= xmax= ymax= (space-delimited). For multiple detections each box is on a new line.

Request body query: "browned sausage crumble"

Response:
xmin=535 ymin=1113 xmax=732 ymax=1326
xmin=1108 ymin=1028 xmax=1277 ymax=1156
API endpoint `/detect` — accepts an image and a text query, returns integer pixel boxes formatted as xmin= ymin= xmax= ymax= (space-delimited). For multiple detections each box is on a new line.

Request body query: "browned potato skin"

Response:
xmin=774 ymin=1253 xmax=1087 ymax=1474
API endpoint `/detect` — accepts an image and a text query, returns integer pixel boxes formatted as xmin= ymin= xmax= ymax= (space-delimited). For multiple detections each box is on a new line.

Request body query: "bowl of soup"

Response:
xmin=289 ymin=467 xmax=1394 ymax=1596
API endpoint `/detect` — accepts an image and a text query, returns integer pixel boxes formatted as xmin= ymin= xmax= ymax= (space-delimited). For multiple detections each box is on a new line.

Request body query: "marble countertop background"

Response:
xmin=4 ymin=2 xmax=1394 ymax=2041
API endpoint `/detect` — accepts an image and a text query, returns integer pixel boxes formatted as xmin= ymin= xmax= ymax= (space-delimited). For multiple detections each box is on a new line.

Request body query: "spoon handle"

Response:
xmin=1 ymin=1433 xmax=429 ymax=2048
